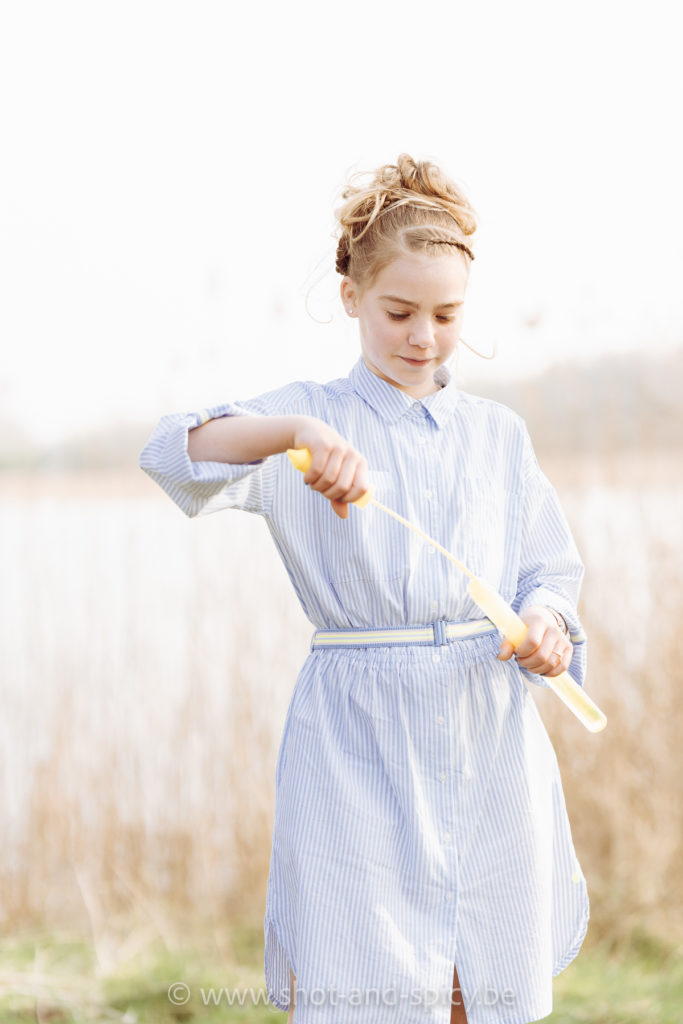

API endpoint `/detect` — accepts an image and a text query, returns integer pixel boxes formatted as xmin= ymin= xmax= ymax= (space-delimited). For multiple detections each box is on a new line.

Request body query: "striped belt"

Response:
xmin=310 ymin=617 xmax=497 ymax=649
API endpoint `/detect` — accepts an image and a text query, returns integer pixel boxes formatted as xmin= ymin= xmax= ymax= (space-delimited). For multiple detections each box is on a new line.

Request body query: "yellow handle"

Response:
xmin=286 ymin=448 xmax=313 ymax=473
xmin=468 ymin=576 xmax=607 ymax=733
xmin=286 ymin=447 xmax=374 ymax=509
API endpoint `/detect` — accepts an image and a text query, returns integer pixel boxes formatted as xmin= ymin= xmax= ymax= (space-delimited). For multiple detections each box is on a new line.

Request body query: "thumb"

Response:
xmin=497 ymin=639 xmax=515 ymax=661
xmin=331 ymin=498 xmax=349 ymax=519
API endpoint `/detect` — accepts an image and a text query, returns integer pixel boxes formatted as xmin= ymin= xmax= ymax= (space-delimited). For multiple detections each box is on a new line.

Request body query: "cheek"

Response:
xmin=444 ymin=316 xmax=463 ymax=344
xmin=368 ymin=315 xmax=401 ymax=351
xmin=447 ymin=309 xmax=464 ymax=331
xmin=435 ymin=325 xmax=458 ymax=353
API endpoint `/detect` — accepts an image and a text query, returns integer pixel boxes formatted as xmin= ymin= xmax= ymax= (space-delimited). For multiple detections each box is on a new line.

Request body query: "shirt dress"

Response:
xmin=139 ymin=354 xmax=590 ymax=1024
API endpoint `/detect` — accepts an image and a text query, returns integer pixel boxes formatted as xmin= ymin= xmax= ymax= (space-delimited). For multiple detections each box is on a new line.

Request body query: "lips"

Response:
xmin=400 ymin=356 xmax=431 ymax=366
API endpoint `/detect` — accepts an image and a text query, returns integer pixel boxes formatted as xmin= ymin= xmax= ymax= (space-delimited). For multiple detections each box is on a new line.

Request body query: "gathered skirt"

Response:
xmin=264 ymin=631 xmax=589 ymax=1024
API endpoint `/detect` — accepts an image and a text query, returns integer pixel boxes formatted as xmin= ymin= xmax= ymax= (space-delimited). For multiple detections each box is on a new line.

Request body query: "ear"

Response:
xmin=340 ymin=276 xmax=359 ymax=316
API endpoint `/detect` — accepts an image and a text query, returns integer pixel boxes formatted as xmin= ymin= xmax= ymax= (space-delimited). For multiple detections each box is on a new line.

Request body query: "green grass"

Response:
xmin=550 ymin=929 xmax=683 ymax=1024
xmin=0 ymin=924 xmax=680 ymax=1022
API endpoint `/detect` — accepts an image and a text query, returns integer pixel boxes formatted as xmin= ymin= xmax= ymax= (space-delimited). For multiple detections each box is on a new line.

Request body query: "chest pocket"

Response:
xmin=460 ymin=476 xmax=522 ymax=601
xmin=325 ymin=470 xmax=409 ymax=584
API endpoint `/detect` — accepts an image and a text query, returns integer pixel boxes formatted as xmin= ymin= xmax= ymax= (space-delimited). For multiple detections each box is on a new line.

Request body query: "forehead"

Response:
xmin=370 ymin=251 xmax=469 ymax=299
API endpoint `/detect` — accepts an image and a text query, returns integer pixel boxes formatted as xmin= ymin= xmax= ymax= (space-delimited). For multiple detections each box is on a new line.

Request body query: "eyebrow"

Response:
xmin=378 ymin=294 xmax=464 ymax=309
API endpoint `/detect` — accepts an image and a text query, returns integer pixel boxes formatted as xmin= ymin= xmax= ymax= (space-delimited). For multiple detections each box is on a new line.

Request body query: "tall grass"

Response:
xmin=1 ymin=460 xmax=681 ymax=965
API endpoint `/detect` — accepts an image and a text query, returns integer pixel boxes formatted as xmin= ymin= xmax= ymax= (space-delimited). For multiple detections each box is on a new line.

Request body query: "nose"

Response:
xmin=408 ymin=318 xmax=435 ymax=349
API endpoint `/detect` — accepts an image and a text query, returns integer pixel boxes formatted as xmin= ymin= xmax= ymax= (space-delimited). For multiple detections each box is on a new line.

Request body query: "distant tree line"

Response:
xmin=1 ymin=347 xmax=681 ymax=471
xmin=468 ymin=346 xmax=682 ymax=457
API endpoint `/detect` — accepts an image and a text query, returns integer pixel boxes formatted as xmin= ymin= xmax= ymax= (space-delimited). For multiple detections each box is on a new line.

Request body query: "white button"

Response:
xmin=438 ymin=771 xmax=447 ymax=783
xmin=445 ymin=891 xmax=454 ymax=902
xmin=415 ymin=436 xmax=427 ymax=445
xmin=442 ymin=833 xmax=452 ymax=844
xmin=430 ymin=600 xmax=438 ymax=612
xmin=436 ymin=714 xmax=446 ymax=725
xmin=432 ymin=652 xmax=441 ymax=663
xmin=427 ymin=546 xmax=436 ymax=556
xmin=424 ymin=489 xmax=433 ymax=500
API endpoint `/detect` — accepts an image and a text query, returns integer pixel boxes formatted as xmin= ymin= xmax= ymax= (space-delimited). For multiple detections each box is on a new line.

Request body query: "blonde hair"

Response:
xmin=335 ymin=153 xmax=477 ymax=291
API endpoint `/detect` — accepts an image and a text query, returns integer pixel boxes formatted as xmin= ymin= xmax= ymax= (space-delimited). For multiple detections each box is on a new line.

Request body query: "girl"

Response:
xmin=139 ymin=154 xmax=589 ymax=1024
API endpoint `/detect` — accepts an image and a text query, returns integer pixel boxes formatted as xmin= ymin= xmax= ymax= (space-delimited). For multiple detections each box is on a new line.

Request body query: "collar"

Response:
xmin=348 ymin=355 xmax=461 ymax=429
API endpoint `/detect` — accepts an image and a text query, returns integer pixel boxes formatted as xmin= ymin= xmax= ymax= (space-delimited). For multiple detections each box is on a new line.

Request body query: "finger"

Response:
xmin=345 ymin=462 xmax=370 ymax=505
xmin=305 ymin=448 xmax=344 ymax=492
xmin=320 ymin=456 xmax=362 ymax=502
xmin=497 ymin=639 xmax=515 ymax=661
xmin=531 ymin=644 xmax=570 ymax=676
xmin=544 ymin=645 xmax=573 ymax=677
xmin=517 ymin=632 xmax=558 ymax=672
xmin=513 ymin=622 xmax=545 ymax=660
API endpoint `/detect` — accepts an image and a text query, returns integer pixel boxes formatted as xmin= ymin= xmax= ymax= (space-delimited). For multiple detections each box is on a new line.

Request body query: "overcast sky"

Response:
xmin=1 ymin=0 xmax=681 ymax=444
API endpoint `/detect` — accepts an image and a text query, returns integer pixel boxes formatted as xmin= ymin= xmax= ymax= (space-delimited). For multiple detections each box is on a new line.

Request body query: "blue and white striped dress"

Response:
xmin=139 ymin=354 xmax=590 ymax=1024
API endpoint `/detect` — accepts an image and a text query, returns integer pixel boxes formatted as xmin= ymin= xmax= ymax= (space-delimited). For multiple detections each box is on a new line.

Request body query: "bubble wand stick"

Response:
xmin=287 ymin=447 xmax=606 ymax=734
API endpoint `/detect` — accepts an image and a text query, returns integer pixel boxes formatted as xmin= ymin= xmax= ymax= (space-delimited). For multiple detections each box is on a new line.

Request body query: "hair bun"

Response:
xmin=389 ymin=153 xmax=449 ymax=199
xmin=346 ymin=153 xmax=477 ymax=238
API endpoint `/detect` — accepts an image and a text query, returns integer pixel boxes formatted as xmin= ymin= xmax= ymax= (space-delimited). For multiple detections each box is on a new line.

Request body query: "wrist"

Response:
xmin=286 ymin=414 xmax=316 ymax=452
xmin=521 ymin=604 xmax=563 ymax=631
xmin=545 ymin=606 xmax=569 ymax=636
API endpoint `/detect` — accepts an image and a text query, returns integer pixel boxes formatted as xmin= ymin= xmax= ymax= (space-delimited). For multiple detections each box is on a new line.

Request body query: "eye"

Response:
xmin=436 ymin=315 xmax=455 ymax=323
xmin=387 ymin=311 xmax=410 ymax=321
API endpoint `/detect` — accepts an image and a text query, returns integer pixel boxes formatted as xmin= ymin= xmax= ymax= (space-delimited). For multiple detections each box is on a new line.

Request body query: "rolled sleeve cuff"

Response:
xmin=139 ymin=403 xmax=268 ymax=518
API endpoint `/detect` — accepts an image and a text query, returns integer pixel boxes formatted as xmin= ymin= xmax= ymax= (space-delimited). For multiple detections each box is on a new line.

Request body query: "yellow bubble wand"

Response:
xmin=287 ymin=447 xmax=606 ymax=734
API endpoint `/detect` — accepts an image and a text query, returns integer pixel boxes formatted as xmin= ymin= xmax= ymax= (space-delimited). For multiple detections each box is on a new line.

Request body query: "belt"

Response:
xmin=310 ymin=617 xmax=497 ymax=649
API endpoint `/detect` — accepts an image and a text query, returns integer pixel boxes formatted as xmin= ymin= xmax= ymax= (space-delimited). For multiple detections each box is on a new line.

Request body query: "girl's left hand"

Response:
xmin=497 ymin=605 xmax=572 ymax=677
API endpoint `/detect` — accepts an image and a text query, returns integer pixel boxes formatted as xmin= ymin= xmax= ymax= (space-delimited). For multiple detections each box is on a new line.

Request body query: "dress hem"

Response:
xmin=552 ymin=901 xmax=590 ymax=977
xmin=264 ymin=911 xmax=294 ymax=1012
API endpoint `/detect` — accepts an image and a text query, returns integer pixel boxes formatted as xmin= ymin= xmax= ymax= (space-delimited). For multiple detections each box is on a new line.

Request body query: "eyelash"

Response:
xmin=386 ymin=312 xmax=455 ymax=323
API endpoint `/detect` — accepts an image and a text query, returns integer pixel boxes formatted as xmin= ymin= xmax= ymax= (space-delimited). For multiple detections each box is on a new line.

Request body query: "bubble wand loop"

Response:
xmin=287 ymin=447 xmax=607 ymax=734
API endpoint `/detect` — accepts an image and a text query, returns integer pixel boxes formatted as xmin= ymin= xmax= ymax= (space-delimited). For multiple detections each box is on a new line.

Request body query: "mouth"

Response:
xmin=399 ymin=356 xmax=432 ymax=367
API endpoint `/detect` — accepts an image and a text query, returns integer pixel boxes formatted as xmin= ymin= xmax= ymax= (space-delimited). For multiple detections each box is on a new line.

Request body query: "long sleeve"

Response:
xmin=513 ymin=424 xmax=588 ymax=689
xmin=138 ymin=380 xmax=322 ymax=519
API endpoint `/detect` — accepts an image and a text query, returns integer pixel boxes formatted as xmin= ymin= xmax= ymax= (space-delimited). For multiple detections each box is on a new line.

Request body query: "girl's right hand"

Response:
xmin=291 ymin=416 xmax=370 ymax=519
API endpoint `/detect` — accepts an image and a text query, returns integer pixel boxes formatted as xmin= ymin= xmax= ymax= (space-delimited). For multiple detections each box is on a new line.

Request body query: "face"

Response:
xmin=341 ymin=251 xmax=470 ymax=400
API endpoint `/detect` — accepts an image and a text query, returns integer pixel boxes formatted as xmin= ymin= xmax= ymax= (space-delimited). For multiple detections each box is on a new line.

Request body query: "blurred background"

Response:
xmin=1 ymin=0 xmax=682 ymax=1020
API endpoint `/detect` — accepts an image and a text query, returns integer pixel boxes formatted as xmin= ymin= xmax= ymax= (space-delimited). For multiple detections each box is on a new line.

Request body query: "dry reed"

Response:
xmin=1 ymin=457 xmax=681 ymax=964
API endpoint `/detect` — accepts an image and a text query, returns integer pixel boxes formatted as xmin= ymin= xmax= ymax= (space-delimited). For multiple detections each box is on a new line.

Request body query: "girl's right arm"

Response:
xmin=188 ymin=413 xmax=369 ymax=519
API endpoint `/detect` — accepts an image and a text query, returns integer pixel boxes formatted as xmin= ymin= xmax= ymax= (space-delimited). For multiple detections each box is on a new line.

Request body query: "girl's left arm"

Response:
xmin=511 ymin=424 xmax=588 ymax=689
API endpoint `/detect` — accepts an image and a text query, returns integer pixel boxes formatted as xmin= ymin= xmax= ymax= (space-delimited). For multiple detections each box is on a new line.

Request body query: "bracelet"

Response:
xmin=546 ymin=606 xmax=569 ymax=636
